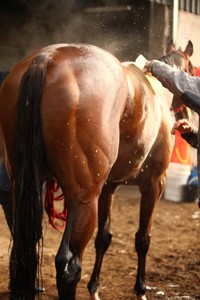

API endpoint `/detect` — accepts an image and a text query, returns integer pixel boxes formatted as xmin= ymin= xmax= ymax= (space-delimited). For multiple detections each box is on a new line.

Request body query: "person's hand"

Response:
xmin=143 ymin=61 xmax=152 ymax=73
xmin=144 ymin=61 xmax=151 ymax=69
xmin=171 ymin=119 xmax=192 ymax=135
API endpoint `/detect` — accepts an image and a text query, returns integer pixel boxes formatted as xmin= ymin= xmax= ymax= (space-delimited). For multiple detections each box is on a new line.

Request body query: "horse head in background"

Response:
xmin=0 ymin=43 xmax=175 ymax=300
xmin=164 ymin=39 xmax=194 ymax=75
xmin=159 ymin=39 xmax=194 ymax=121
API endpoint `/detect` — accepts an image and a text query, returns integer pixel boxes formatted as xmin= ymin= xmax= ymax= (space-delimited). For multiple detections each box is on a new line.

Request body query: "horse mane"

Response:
xmin=11 ymin=54 xmax=49 ymax=298
xmin=159 ymin=51 xmax=184 ymax=70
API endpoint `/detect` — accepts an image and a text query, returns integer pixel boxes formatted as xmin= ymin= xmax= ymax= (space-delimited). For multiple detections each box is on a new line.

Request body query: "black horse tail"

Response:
xmin=10 ymin=55 xmax=49 ymax=299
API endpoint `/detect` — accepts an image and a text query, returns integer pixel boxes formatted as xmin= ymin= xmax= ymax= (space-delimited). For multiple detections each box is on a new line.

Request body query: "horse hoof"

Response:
xmin=137 ymin=295 xmax=147 ymax=300
xmin=89 ymin=291 xmax=101 ymax=300
xmin=35 ymin=286 xmax=45 ymax=293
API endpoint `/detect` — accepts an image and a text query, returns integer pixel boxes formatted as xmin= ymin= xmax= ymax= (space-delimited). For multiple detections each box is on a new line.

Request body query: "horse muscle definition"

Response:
xmin=0 ymin=43 xmax=175 ymax=300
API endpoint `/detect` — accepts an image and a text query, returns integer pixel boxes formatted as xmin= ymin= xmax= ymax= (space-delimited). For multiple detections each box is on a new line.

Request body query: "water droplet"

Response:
xmin=156 ymin=291 xmax=165 ymax=296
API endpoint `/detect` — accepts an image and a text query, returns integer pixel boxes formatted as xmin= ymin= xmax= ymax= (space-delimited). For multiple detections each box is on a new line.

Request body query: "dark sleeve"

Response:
xmin=149 ymin=60 xmax=200 ymax=99
xmin=181 ymin=128 xmax=198 ymax=149
xmin=180 ymin=91 xmax=200 ymax=115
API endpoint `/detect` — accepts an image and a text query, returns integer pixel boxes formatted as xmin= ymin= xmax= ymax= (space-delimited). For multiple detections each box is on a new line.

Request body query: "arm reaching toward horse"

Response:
xmin=145 ymin=60 xmax=200 ymax=147
xmin=145 ymin=60 xmax=200 ymax=114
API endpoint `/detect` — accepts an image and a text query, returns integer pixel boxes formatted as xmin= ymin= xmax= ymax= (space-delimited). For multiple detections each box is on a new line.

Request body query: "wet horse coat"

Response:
xmin=0 ymin=43 xmax=174 ymax=300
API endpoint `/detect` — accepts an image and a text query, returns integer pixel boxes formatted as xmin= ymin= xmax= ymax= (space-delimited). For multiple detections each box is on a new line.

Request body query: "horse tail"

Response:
xmin=11 ymin=55 xmax=49 ymax=299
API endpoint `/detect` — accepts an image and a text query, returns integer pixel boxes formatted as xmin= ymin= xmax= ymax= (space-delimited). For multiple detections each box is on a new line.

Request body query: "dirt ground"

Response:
xmin=0 ymin=185 xmax=199 ymax=300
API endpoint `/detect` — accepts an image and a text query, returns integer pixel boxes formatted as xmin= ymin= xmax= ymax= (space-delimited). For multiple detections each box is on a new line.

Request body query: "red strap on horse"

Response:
xmin=45 ymin=180 xmax=67 ymax=230
xmin=171 ymin=103 xmax=185 ymax=114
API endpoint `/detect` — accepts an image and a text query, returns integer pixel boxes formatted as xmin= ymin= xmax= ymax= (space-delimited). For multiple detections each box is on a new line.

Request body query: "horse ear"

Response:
xmin=184 ymin=40 xmax=193 ymax=57
xmin=166 ymin=39 xmax=176 ymax=54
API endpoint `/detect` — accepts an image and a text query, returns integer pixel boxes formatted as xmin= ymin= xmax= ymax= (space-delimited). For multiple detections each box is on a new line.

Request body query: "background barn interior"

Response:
xmin=0 ymin=0 xmax=200 ymax=71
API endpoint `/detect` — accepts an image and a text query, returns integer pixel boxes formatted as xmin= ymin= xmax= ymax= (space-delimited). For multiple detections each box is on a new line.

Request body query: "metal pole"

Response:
xmin=172 ymin=0 xmax=179 ymax=43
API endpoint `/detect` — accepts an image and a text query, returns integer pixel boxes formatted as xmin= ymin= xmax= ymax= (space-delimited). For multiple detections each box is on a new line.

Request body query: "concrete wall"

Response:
xmin=176 ymin=10 xmax=200 ymax=67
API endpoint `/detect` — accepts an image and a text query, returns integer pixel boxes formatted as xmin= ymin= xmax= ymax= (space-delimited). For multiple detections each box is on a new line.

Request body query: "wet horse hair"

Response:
xmin=0 ymin=43 xmax=178 ymax=300
xmin=10 ymin=56 xmax=48 ymax=297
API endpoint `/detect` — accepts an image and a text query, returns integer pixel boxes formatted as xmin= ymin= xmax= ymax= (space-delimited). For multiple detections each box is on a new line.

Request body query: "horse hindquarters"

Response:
xmin=0 ymin=43 xmax=128 ymax=300
xmin=38 ymin=45 xmax=128 ymax=300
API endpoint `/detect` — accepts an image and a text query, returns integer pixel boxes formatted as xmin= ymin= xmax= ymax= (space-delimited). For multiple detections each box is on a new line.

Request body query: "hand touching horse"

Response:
xmin=0 ymin=43 xmax=174 ymax=300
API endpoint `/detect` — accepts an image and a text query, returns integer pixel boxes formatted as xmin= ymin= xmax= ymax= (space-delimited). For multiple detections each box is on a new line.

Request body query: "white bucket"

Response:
xmin=163 ymin=162 xmax=191 ymax=202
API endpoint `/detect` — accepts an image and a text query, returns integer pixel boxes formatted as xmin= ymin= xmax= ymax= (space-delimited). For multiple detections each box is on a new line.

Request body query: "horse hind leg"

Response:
xmin=55 ymin=192 xmax=99 ymax=300
xmin=134 ymin=174 xmax=165 ymax=300
xmin=55 ymin=212 xmax=81 ymax=300
xmin=87 ymin=183 xmax=118 ymax=300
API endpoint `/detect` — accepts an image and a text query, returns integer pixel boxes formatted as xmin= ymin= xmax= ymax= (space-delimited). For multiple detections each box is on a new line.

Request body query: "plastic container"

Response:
xmin=182 ymin=166 xmax=199 ymax=202
xmin=187 ymin=166 xmax=198 ymax=185
xmin=182 ymin=184 xmax=198 ymax=202
xmin=163 ymin=162 xmax=191 ymax=202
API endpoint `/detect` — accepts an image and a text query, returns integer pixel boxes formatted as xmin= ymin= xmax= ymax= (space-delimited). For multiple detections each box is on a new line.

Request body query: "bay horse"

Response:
xmin=0 ymin=43 xmax=175 ymax=300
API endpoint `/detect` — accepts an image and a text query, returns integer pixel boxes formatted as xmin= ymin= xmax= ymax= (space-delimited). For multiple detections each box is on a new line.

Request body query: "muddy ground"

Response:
xmin=0 ymin=185 xmax=199 ymax=300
